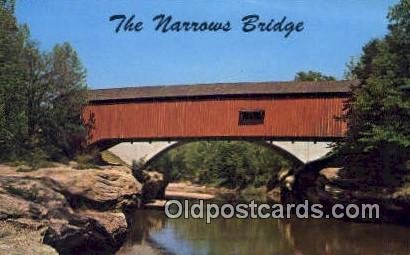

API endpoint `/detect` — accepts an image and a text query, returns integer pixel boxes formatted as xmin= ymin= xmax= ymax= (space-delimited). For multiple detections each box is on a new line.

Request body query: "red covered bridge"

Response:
xmin=83 ymin=80 xmax=355 ymax=164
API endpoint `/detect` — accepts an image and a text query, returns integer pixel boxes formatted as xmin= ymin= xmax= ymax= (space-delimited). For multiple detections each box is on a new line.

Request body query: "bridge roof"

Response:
xmin=88 ymin=80 xmax=357 ymax=103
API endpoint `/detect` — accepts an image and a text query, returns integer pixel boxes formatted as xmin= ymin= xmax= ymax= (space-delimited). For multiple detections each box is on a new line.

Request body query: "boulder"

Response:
xmin=79 ymin=210 xmax=128 ymax=242
xmin=0 ymin=164 xmax=142 ymax=254
xmin=319 ymin=167 xmax=341 ymax=182
xmin=44 ymin=211 xmax=127 ymax=255
xmin=266 ymin=168 xmax=297 ymax=203
xmin=31 ymin=166 xmax=142 ymax=210
xmin=0 ymin=176 xmax=68 ymax=220
xmin=139 ymin=170 xmax=168 ymax=202
xmin=314 ymin=167 xmax=410 ymax=224
xmin=266 ymin=187 xmax=282 ymax=203
xmin=0 ymin=221 xmax=57 ymax=255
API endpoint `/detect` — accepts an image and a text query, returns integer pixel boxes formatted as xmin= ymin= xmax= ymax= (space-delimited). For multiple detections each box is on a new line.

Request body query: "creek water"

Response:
xmin=117 ymin=209 xmax=410 ymax=255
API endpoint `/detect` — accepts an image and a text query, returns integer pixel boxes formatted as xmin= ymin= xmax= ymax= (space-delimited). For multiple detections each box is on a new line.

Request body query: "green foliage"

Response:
xmin=338 ymin=0 xmax=410 ymax=185
xmin=149 ymin=141 xmax=293 ymax=190
xmin=0 ymin=1 xmax=88 ymax=163
xmin=6 ymin=148 xmax=55 ymax=171
xmin=0 ymin=0 xmax=27 ymax=159
xmin=20 ymin=147 xmax=54 ymax=170
xmin=343 ymin=57 xmax=359 ymax=80
xmin=238 ymin=186 xmax=267 ymax=202
xmin=73 ymin=153 xmax=99 ymax=170
xmin=294 ymin=70 xmax=336 ymax=81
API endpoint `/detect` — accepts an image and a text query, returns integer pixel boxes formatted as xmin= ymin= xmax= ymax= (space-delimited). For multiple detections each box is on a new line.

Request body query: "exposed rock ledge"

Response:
xmin=313 ymin=167 xmax=410 ymax=224
xmin=267 ymin=161 xmax=410 ymax=225
xmin=0 ymin=164 xmax=142 ymax=254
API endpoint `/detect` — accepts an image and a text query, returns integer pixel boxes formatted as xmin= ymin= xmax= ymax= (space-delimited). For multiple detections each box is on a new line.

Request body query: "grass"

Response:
xmin=6 ymin=161 xmax=26 ymax=167
xmin=16 ymin=167 xmax=38 ymax=173
xmin=13 ymin=160 xmax=55 ymax=172
xmin=73 ymin=153 xmax=100 ymax=170
xmin=4 ymin=152 xmax=103 ymax=171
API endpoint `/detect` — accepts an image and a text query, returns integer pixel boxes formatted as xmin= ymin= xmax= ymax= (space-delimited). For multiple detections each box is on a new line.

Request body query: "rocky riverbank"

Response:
xmin=267 ymin=159 xmax=410 ymax=225
xmin=1 ymin=159 xmax=408 ymax=254
xmin=0 ymin=163 xmax=142 ymax=254
xmin=0 ymin=162 xmax=228 ymax=254
xmin=145 ymin=167 xmax=409 ymax=226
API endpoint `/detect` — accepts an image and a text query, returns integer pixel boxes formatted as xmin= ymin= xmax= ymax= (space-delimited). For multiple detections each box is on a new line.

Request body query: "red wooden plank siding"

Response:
xmin=83 ymin=96 xmax=348 ymax=144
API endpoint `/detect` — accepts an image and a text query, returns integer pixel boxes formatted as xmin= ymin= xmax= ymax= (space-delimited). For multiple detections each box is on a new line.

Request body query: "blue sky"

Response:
xmin=16 ymin=0 xmax=397 ymax=89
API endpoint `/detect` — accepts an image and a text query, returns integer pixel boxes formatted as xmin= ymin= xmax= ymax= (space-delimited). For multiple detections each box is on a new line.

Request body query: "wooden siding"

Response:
xmin=83 ymin=96 xmax=348 ymax=144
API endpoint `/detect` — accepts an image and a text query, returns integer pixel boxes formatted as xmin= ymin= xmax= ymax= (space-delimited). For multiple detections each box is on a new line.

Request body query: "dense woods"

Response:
xmin=0 ymin=0 xmax=88 ymax=165
xmin=336 ymin=0 xmax=410 ymax=186
xmin=148 ymin=141 xmax=293 ymax=189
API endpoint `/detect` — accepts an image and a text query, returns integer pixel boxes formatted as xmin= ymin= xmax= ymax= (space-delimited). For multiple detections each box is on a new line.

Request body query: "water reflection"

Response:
xmin=277 ymin=219 xmax=410 ymax=255
xmin=118 ymin=209 xmax=410 ymax=255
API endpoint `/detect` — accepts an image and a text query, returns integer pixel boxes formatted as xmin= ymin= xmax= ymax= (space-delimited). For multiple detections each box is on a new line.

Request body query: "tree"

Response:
xmin=149 ymin=141 xmax=292 ymax=190
xmin=343 ymin=57 xmax=359 ymax=80
xmin=0 ymin=1 xmax=88 ymax=163
xmin=0 ymin=0 xmax=27 ymax=159
xmin=338 ymin=0 xmax=410 ymax=185
xmin=41 ymin=43 xmax=88 ymax=160
xmin=294 ymin=71 xmax=336 ymax=81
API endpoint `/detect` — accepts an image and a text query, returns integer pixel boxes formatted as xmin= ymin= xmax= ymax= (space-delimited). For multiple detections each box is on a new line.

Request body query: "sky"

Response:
xmin=16 ymin=0 xmax=398 ymax=89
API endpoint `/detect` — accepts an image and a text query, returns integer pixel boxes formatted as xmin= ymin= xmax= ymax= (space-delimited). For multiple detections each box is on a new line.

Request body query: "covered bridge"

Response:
xmin=83 ymin=80 xmax=355 ymax=164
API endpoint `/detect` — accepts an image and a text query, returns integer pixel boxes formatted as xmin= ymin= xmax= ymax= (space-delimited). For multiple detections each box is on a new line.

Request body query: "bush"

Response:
xmin=73 ymin=153 xmax=99 ymax=170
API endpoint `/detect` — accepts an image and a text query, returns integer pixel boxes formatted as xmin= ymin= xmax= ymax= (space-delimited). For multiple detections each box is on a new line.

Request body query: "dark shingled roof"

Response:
xmin=88 ymin=80 xmax=357 ymax=103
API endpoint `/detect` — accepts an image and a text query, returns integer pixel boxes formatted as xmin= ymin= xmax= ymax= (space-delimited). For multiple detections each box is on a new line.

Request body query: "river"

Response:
xmin=117 ymin=209 xmax=410 ymax=255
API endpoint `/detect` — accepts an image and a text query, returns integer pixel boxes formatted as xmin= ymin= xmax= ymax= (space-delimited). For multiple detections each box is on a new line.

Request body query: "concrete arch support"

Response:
xmin=108 ymin=142 xmax=177 ymax=166
xmin=270 ymin=141 xmax=333 ymax=163
xmin=108 ymin=140 xmax=333 ymax=168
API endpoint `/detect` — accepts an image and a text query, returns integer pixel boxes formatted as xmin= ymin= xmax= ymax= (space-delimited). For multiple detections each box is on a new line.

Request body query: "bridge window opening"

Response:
xmin=239 ymin=109 xmax=265 ymax=125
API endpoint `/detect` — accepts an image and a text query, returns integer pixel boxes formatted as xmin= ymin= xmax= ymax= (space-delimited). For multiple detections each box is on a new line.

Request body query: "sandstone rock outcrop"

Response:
xmin=0 ymin=221 xmax=57 ymax=255
xmin=132 ymin=168 xmax=168 ymax=202
xmin=266 ymin=168 xmax=299 ymax=203
xmin=31 ymin=165 xmax=142 ymax=210
xmin=314 ymin=167 xmax=410 ymax=224
xmin=0 ymin=164 xmax=142 ymax=254
xmin=265 ymin=158 xmax=410 ymax=225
